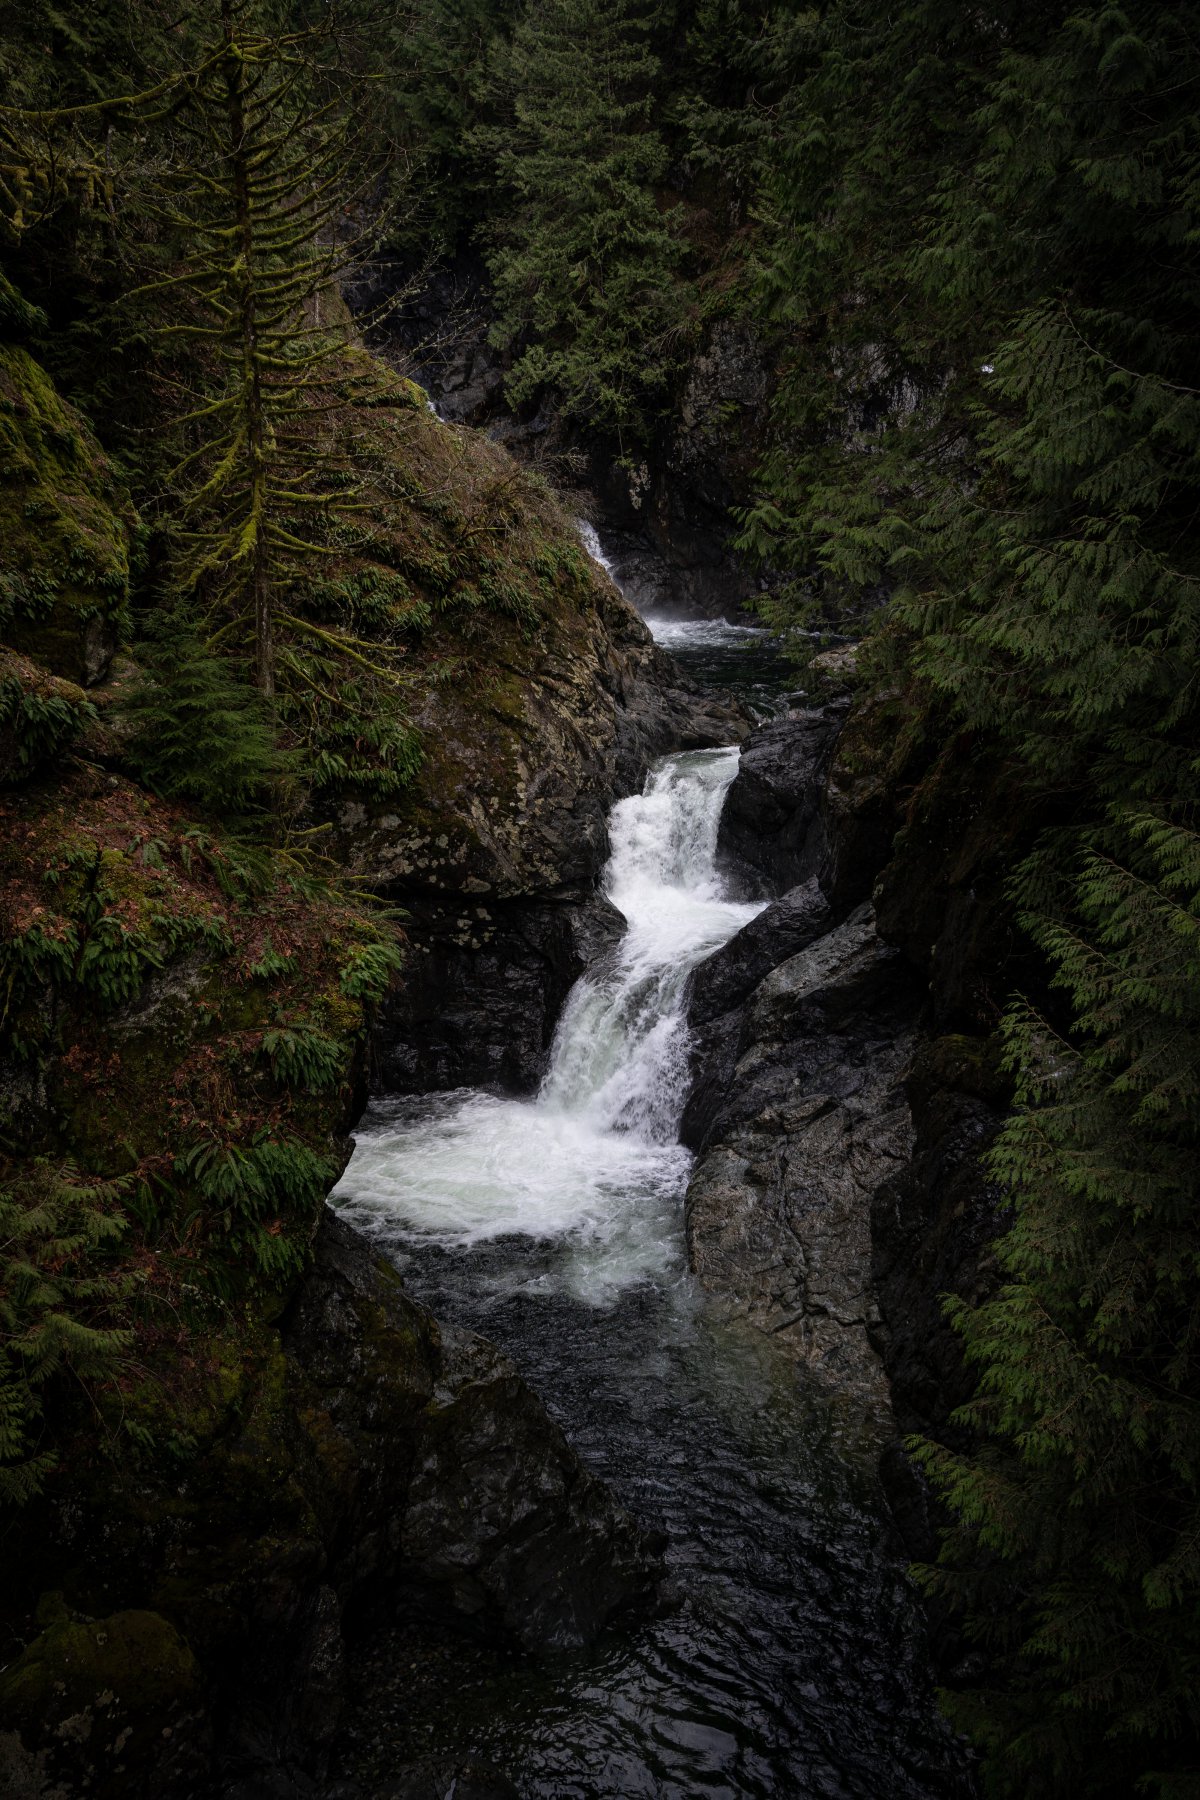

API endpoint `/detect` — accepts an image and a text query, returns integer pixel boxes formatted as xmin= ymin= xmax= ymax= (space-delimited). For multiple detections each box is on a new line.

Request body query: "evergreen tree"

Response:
xmin=912 ymin=816 xmax=1200 ymax=1796
xmin=139 ymin=0 xmax=379 ymax=697
xmin=479 ymin=0 xmax=690 ymax=447
xmin=735 ymin=0 xmax=1025 ymax=622
xmin=739 ymin=0 xmax=1200 ymax=1789
xmin=374 ymin=0 xmax=521 ymax=250
xmin=121 ymin=607 xmax=291 ymax=822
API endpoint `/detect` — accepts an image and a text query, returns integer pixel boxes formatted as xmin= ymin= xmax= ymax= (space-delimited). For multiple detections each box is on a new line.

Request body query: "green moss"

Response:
xmin=0 ymin=346 xmax=132 ymax=685
xmin=0 ymin=1609 xmax=199 ymax=1731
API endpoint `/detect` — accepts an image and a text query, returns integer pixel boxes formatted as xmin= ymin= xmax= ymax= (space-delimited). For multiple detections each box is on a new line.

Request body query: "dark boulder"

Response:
xmin=687 ymin=878 xmax=831 ymax=1029
xmin=0 ymin=1215 xmax=663 ymax=1800
xmin=717 ymin=703 xmax=850 ymax=899
xmin=286 ymin=1214 xmax=663 ymax=1658
xmin=683 ymin=908 xmax=922 ymax=1439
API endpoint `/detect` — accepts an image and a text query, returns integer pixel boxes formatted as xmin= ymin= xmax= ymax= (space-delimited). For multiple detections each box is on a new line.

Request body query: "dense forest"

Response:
xmin=1 ymin=2 xmax=1197 ymax=1797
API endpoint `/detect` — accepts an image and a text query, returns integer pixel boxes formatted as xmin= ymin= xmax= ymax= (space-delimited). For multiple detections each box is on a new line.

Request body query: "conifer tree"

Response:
xmin=141 ymin=0 xmax=377 ymax=698
xmin=912 ymin=816 xmax=1200 ymax=1796
xmin=480 ymin=0 xmax=689 ymax=447
xmin=738 ymin=1 xmax=1200 ymax=1790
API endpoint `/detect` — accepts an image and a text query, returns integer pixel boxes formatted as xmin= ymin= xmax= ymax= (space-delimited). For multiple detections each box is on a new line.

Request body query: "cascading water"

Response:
xmin=575 ymin=516 xmax=799 ymax=718
xmin=328 ymin=555 xmax=972 ymax=1798
xmin=332 ymin=748 xmax=760 ymax=1303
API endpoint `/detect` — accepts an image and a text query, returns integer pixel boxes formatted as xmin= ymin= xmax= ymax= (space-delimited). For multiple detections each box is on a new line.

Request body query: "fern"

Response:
xmin=175 ymin=1132 xmax=332 ymax=1283
xmin=338 ymin=938 xmax=404 ymax=1002
xmin=0 ymin=1163 xmax=133 ymax=1505
xmin=260 ymin=1024 xmax=346 ymax=1093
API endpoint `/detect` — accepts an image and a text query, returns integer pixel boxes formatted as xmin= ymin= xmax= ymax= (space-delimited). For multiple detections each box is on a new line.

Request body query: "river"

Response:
xmin=326 ymin=533 xmax=973 ymax=1798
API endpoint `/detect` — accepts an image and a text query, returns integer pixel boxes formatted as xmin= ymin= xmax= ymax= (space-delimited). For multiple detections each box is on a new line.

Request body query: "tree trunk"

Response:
xmin=222 ymin=0 xmax=273 ymax=699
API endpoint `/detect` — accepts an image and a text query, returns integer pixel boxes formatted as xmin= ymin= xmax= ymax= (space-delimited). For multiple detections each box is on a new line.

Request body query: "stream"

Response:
xmin=326 ymin=537 xmax=972 ymax=1798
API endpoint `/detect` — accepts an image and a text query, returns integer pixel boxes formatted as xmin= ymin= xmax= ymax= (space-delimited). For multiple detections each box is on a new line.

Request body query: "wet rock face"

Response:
xmin=717 ymin=702 xmax=851 ymax=899
xmin=377 ymin=895 xmax=625 ymax=1094
xmin=687 ymin=878 xmax=832 ymax=1029
xmin=684 ymin=908 xmax=922 ymax=1434
xmin=401 ymin=1331 xmax=660 ymax=1652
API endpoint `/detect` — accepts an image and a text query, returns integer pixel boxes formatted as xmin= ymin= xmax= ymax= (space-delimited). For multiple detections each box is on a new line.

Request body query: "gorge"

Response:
xmin=319 ymin=557 xmax=974 ymax=1799
xmin=2 ymin=4 xmax=1197 ymax=1795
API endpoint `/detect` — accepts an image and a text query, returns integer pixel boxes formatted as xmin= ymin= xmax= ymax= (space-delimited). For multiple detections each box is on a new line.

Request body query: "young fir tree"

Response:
xmin=479 ymin=0 xmax=689 ymax=448
xmin=121 ymin=607 xmax=291 ymax=822
xmin=3 ymin=2 xmax=427 ymax=815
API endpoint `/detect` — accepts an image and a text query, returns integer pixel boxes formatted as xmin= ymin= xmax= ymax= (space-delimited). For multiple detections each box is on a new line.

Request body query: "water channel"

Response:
xmin=326 ymin=535 xmax=973 ymax=1798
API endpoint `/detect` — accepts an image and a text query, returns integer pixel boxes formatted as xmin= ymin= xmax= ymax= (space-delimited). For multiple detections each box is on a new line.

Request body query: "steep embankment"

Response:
xmin=0 ymin=341 xmax=708 ymax=1797
xmin=363 ymin=251 xmax=773 ymax=622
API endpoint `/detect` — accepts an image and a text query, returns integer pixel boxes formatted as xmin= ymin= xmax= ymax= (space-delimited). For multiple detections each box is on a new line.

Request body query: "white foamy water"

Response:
xmin=644 ymin=613 xmax=771 ymax=651
xmin=331 ymin=748 xmax=763 ymax=1302
xmin=576 ymin=517 xmax=617 ymax=580
xmin=576 ymin=516 xmax=772 ymax=655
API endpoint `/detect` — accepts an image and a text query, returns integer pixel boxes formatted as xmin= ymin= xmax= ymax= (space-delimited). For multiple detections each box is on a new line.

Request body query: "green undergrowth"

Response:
xmin=0 ymin=763 xmax=403 ymax=1503
xmin=0 ymin=329 xmax=613 ymax=1521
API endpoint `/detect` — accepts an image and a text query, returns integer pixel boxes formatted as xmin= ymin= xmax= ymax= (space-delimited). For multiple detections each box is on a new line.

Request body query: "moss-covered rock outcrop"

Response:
xmin=0 ymin=344 xmax=131 ymax=687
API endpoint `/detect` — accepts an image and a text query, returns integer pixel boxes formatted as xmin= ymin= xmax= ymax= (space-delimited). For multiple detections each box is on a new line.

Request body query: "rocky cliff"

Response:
xmin=680 ymin=682 xmax=1022 ymax=1513
xmin=360 ymin=254 xmax=772 ymax=622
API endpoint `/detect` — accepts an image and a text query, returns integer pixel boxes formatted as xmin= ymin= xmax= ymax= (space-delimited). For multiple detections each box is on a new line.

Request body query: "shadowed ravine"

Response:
xmin=327 ymin=574 xmax=973 ymax=1797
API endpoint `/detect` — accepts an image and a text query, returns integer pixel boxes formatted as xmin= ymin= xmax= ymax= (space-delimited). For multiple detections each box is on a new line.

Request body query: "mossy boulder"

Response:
xmin=280 ymin=358 xmax=743 ymax=900
xmin=0 ymin=1608 xmax=206 ymax=1800
xmin=0 ymin=345 xmax=131 ymax=686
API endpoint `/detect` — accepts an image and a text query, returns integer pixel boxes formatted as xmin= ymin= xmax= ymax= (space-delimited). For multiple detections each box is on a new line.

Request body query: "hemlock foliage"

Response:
xmin=479 ymin=0 xmax=690 ymax=446
xmin=912 ymin=816 xmax=1200 ymax=1795
xmin=734 ymin=1 xmax=1200 ymax=1792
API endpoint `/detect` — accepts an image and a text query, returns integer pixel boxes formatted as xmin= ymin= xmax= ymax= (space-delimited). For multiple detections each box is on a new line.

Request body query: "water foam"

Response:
xmin=331 ymin=748 xmax=762 ymax=1300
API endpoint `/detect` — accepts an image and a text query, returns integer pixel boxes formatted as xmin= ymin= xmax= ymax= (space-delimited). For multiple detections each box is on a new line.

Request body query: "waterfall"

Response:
xmin=575 ymin=517 xmax=618 ymax=582
xmin=541 ymin=749 xmax=759 ymax=1137
xmin=331 ymin=747 xmax=762 ymax=1301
